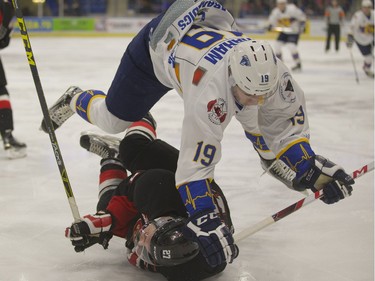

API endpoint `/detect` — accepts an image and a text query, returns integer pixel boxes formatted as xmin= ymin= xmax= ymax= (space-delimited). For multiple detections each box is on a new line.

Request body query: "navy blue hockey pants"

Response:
xmin=105 ymin=13 xmax=172 ymax=122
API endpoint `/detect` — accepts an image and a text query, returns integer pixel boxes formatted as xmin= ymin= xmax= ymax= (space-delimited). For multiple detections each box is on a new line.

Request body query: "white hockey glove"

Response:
xmin=293 ymin=155 xmax=354 ymax=204
xmin=65 ymin=211 xmax=113 ymax=252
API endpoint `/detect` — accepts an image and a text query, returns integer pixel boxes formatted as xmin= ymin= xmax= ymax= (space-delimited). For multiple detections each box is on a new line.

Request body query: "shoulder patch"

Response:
xmin=207 ymin=98 xmax=227 ymax=125
xmin=279 ymin=72 xmax=296 ymax=103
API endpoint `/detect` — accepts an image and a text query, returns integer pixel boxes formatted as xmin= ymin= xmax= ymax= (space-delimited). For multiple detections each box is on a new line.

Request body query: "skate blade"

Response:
xmin=80 ymin=131 xmax=121 ymax=145
xmin=5 ymin=147 xmax=27 ymax=159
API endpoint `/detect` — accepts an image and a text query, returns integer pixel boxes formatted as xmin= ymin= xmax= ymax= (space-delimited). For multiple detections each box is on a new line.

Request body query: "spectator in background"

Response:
xmin=138 ymin=0 xmax=156 ymax=14
xmin=325 ymin=0 xmax=345 ymax=53
xmin=64 ymin=0 xmax=81 ymax=16
xmin=107 ymin=0 xmax=129 ymax=17
xmin=341 ymin=0 xmax=354 ymax=13
xmin=300 ymin=0 xmax=323 ymax=16
xmin=46 ymin=0 xmax=59 ymax=16
xmin=245 ymin=0 xmax=271 ymax=16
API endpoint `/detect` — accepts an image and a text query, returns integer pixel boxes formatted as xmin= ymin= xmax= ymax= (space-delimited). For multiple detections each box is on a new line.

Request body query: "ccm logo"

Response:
xmin=196 ymin=212 xmax=217 ymax=226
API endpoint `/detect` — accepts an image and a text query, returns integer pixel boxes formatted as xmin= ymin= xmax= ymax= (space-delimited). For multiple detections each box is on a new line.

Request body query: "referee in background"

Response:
xmin=325 ymin=0 xmax=345 ymax=52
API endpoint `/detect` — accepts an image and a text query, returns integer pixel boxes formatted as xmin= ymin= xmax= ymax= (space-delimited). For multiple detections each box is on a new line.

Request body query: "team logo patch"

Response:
xmin=279 ymin=72 xmax=296 ymax=103
xmin=207 ymin=98 xmax=227 ymax=125
xmin=240 ymin=55 xmax=251 ymax=67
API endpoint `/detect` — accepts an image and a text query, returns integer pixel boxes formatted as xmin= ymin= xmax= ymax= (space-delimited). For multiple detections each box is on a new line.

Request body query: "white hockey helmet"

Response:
xmin=362 ymin=0 xmax=373 ymax=7
xmin=229 ymin=40 xmax=279 ymax=96
xmin=277 ymin=0 xmax=287 ymax=4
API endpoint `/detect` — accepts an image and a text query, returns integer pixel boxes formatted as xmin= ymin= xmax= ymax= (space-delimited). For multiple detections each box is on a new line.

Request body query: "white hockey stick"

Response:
xmin=234 ymin=161 xmax=374 ymax=242
xmin=272 ymin=26 xmax=295 ymax=34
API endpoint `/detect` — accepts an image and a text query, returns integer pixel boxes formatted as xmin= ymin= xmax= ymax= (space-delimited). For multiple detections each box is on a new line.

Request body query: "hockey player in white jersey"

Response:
xmin=41 ymin=0 xmax=354 ymax=270
xmin=347 ymin=0 xmax=374 ymax=78
xmin=267 ymin=0 xmax=306 ymax=71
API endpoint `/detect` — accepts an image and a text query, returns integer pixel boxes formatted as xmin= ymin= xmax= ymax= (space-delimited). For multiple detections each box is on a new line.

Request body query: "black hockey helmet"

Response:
xmin=135 ymin=216 xmax=199 ymax=266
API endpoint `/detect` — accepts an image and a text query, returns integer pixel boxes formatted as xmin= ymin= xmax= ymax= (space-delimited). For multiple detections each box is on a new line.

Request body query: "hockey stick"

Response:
xmin=272 ymin=26 xmax=295 ymax=34
xmin=11 ymin=0 xmax=81 ymax=221
xmin=234 ymin=161 xmax=374 ymax=242
xmin=349 ymin=48 xmax=360 ymax=84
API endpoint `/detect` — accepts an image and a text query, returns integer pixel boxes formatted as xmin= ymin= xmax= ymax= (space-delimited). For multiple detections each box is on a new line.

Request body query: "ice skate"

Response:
xmin=363 ymin=66 xmax=374 ymax=78
xmin=40 ymin=86 xmax=83 ymax=133
xmin=1 ymin=130 xmax=27 ymax=159
xmin=80 ymin=132 xmax=121 ymax=159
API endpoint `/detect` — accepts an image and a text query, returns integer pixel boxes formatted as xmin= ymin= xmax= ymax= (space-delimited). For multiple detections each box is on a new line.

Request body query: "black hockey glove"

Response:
xmin=346 ymin=34 xmax=354 ymax=48
xmin=65 ymin=211 xmax=113 ymax=252
xmin=0 ymin=26 xmax=11 ymax=49
xmin=182 ymin=209 xmax=239 ymax=268
xmin=293 ymin=155 xmax=354 ymax=204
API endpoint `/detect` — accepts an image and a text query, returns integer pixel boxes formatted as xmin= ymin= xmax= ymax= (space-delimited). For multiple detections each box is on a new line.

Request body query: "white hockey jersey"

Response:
xmin=268 ymin=4 xmax=306 ymax=34
xmin=150 ymin=0 xmax=310 ymax=186
xmin=349 ymin=9 xmax=374 ymax=46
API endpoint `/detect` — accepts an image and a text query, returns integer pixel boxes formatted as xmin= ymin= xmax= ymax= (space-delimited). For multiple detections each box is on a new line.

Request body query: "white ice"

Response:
xmin=0 ymin=35 xmax=373 ymax=281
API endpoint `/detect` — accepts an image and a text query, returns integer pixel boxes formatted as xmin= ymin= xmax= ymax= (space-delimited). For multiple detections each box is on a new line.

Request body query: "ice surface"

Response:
xmin=0 ymin=35 xmax=373 ymax=281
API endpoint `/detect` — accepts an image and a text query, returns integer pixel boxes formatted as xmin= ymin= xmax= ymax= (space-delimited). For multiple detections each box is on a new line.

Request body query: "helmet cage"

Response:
xmin=134 ymin=217 xmax=199 ymax=267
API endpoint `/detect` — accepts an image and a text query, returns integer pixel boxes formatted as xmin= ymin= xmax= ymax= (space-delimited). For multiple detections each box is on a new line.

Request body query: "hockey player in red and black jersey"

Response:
xmin=0 ymin=0 xmax=27 ymax=158
xmin=65 ymin=114 xmax=237 ymax=281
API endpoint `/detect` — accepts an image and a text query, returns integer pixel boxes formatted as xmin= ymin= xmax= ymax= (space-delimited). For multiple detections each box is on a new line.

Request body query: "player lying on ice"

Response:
xmin=44 ymin=0 xmax=355 ymax=271
xmin=65 ymin=115 xmax=236 ymax=281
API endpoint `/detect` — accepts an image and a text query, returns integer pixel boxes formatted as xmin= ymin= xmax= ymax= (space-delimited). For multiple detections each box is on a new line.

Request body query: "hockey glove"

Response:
xmin=0 ymin=27 xmax=11 ymax=50
xmin=182 ymin=209 xmax=239 ymax=268
xmin=293 ymin=155 xmax=354 ymax=204
xmin=346 ymin=34 xmax=354 ymax=48
xmin=65 ymin=211 xmax=113 ymax=252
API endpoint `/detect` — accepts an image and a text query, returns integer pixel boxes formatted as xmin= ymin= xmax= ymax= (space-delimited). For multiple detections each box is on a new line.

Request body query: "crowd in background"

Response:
xmin=20 ymin=0 xmax=367 ymax=19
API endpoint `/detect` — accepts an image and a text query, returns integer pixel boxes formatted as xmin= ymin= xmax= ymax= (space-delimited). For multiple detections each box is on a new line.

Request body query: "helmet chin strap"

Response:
xmin=257 ymin=96 xmax=265 ymax=105
xmin=231 ymin=85 xmax=263 ymax=106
